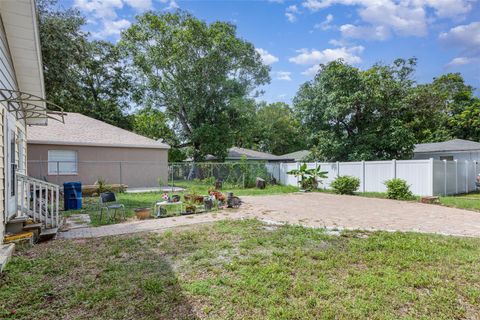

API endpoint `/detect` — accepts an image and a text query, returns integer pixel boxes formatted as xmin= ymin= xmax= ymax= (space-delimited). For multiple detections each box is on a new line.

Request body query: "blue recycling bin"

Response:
xmin=63 ymin=182 xmax=82 ymax=211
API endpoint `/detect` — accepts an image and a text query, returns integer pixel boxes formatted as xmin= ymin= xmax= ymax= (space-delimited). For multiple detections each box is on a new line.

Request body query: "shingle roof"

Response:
xmin=225 ymin=147 xmax=284 ymax=160
xmin=186 ymin=147 xmax=289 ymax=161
xmin=27 ymin=112 xmax=170 ymax=149
xmin=277 ymin=150 xmax=311 ymax=161
xmin=414 ymin=139 xmax=480 ymax=153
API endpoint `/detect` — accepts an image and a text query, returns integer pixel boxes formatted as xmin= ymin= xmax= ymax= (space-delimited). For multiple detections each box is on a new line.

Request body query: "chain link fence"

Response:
xmin=27 ymin=160 xmax=283 ymax=190
xmin=168 ymin=162 xmax=282 ymax=189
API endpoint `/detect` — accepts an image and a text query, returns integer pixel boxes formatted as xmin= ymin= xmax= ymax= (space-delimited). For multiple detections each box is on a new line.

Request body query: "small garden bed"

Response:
xmin=64 ymin=182 xmax=299 ymax=227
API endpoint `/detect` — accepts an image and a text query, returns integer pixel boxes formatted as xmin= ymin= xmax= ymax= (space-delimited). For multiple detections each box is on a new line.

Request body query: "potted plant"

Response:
xmin=287 ymin=164 xmax=328 ymax=191
xmin=134 ymin=207 xmax=151 ymax=220
xmin=184 ymin=204 xmax=196 ymax=215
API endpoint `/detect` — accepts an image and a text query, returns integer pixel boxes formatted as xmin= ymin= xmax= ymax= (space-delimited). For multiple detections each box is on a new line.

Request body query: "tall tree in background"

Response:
xmin=38 ymin=0 xmax=133 ymax=129
xmin=120 ymin=11 xmax=270 ymax=161
xmin=294 ymin=59 xmax=416 ymax=161
xmin=255 ymin=102 xmax=305 ymax=155
xmin=132 ymin=107 xmax=186 ymax=161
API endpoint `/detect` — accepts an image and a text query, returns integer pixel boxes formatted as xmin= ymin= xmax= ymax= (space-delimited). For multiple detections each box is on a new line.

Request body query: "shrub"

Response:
xmin=384 ymin=178 xmax=414 ymax=200
xmin=331 ymin=176 xmax=360 ymax=195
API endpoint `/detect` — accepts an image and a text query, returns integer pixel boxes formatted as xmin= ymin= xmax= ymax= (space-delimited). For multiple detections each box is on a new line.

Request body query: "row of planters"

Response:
xmin=288 ymin=164 xmax=415 ymax=200
xmin=135 ymin=189 xmax=242 ymax=220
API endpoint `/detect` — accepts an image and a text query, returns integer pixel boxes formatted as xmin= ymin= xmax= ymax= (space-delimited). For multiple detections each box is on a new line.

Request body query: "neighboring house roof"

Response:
xmin=185 ymin=147 xmax=293 ymax=161
xmin=278 ymin=150 xmax=311 ymax=161
xmin=27 ymin=112 xmax=170 ymax=149
xmin=414 ymin=139 xmax=480 ymax=153
xmin=223 ymin=147 xmax=285 ymax=161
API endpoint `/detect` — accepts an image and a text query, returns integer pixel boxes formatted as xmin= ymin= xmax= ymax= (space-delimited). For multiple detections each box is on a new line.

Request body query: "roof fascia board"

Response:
xmin=27 ymin=140 xmax=170 ymax=149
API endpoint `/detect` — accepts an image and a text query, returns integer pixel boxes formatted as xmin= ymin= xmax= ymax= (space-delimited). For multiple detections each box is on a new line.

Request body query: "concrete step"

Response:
xmin=0 ymin=243 xmax=15 ymax=272
xmin=39 ymin=228 xmax=58 ymax=242
xmin=23 ymin=223 xmax=43 ymax=231
xmin=6 ymin=216 xmax=30 ymax=234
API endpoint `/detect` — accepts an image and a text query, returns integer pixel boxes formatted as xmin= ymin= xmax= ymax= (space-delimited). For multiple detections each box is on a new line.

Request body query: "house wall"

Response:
xmin=414 ymin=151 xmax=480 ymax=161
xmin=0 ymin=12 xmax=24 ymax=244
xmin=27 ymin=144 xmax=169 ymax=188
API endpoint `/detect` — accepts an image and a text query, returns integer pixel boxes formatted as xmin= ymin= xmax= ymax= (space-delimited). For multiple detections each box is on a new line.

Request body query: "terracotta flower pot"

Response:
xmin=135 ymin=208 xmax=151 ymax=220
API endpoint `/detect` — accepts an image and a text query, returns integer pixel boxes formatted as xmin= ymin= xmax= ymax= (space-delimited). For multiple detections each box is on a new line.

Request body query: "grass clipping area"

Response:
xmin=1 ymin=220 xmax=480 ymax=319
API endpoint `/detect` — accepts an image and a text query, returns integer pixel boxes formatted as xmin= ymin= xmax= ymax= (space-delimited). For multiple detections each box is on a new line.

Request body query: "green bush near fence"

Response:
xmin=331 ymin=175 xmax=360 ymax=195
xmin=385 ymin=178 xmax=415 ymax=200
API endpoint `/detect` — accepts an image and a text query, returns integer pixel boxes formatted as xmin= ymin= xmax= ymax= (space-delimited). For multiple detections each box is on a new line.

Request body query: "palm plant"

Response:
xmin=287 ymin=164 xmax=328 ymax=191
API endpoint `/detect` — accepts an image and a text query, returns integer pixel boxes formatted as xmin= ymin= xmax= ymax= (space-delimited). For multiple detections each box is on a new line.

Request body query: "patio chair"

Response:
xmin=99 ymin=192 xmax=125 ymax=222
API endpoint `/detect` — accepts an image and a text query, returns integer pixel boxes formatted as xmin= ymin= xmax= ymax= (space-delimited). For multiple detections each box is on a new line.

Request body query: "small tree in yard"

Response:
xmin=331 ymin=176 xmax=360 ymax=195
xmin=384 ymin=178 xmax=414 ymax=200
xmin=288 ymin=164 xmax=328 ymax=191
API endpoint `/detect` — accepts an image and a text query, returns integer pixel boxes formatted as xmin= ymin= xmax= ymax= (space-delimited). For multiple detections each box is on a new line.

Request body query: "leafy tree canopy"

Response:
xmin=38 ymin=0 xmax=134 ymax=129
xmin=294 ymin=59 xmax=417 ymax=161
xmin=120 ymin=11 xmax=270 ymax=161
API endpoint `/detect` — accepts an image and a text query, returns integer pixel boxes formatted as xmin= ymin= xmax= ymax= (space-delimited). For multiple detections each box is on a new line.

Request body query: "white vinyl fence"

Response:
xmin=269 ymin=159 xmax=480 ymax=196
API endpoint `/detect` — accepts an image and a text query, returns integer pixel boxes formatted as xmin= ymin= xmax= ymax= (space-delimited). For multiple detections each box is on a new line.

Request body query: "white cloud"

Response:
xmin=93 ymin=19 xmax=131 ymax=38
xmin=328 ymin=38 xmax=347 ymax=46
xmin=285 ymin=5 xmax=300 ymax=22
xmin=274 ymin=71 xmax=292 ymax=81
xmin=289 ymin=46 xmax=364 ymax=76
xmin=439 ymin=21 xmax=480 ymax=67
xmin=256 ymin=48 xmax=279 ymax=65
xmin=340 ymin=24 xmax=390 ymax=40
xmin=74 ymin=0 xmax=123 ymax=19
xmin=314 ymin=14 xmax=334 ymax=30
xmin=424 ymin=0 xmax=472 ymax=19
xmin=302 ymin=0 xmax=332 ymax=11
xmin=439 ymin=21 xmax=480 ymax=54
xmin=165 ymin=0 xmax=179 ymax=10
xmin=300 ymin=0 xmax=472 ymax=41
xmin=446 ymin=57 xmax=477 ymax=67
xmin=124 ymin=0 xmax=152 ymax=10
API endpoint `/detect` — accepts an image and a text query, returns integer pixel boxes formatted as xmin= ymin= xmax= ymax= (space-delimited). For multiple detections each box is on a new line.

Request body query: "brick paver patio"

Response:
xmin=59 ymin=193 xmax=480 ymax=239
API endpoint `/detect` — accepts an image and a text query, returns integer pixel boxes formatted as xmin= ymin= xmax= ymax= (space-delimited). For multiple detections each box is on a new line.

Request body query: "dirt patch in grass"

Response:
xmin=2 ymin=219 xmax=480 ymax=319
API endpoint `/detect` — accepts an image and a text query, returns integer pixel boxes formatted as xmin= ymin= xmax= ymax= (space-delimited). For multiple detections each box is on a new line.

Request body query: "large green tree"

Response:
xmin=294 ymin=59 xmax=416 ymax=161
xmin=404 ymin=73 xmax=479 ymax=143
xmin=120 ymin=11 xmax=270 ymax=161
xmin=38 ymin=0 xmax=133 ymax=129
xmin=254 ymin=102 xmax=305 ymax=155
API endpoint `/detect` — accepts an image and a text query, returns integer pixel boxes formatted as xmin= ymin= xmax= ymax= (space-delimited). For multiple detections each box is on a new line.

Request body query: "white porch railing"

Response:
xmin=17 ymin=173 xmax=60 ymax=228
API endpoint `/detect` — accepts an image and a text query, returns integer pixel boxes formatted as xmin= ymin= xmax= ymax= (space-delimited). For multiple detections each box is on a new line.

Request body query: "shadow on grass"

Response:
xmin=0 ymin=236 xmax=199 ymax=320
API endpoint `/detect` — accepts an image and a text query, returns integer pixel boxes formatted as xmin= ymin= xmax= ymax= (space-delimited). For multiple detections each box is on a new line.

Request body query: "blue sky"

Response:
xmin=61 ymin=0 xmax=479 ymax=103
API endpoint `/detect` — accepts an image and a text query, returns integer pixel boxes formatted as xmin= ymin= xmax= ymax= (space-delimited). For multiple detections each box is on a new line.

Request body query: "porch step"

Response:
xmin=23 ymin=223 xmax=43 ymax=231
xmin=4 ymin=231 xmax=34 ymax=246
xmin=39 ymin=228 xmax=58 ymax=242
xmin=0 ymin=243 xmax=15 ymax=272
xmin=6 ymin=216 xmax=30 ymax=235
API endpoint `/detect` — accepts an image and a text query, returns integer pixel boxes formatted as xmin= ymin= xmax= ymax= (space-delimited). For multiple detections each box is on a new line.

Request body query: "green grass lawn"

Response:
xmin=439 ymin=192 xmax=480 ymax=212
xmin=70 ymin=182 xmax=298 ymax=227
xmin=2 ymin=219 xmax=480 ymax=319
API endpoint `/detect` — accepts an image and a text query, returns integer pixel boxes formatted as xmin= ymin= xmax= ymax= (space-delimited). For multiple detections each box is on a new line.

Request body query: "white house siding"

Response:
xmin=414 ymin=151 xmax=480 ymax=161
xmin=0 ymin=14 xmax=23 ymax=245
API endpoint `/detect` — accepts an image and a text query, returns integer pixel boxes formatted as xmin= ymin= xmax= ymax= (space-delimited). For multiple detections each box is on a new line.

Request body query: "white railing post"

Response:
xmin=392 ymin=159 xmax=397 ymax=179
xmin=455 ymin=160 xmax=458 ymax=194
xmin=444 ymin=160 xmax=447 ymax=196
xmin=16 ymin=173 xmax=61 ymax=228
xmin=429 ymin=158 xmax=434 ymax=196
xmin=20 ymin=177 xmax=25 ymax=217
xmin=33 ymin=181 xmax=37 ymax=221
xmin=55 ymin=186 xmax=59 ymax=227
xmin=26 ymin=179 xmax=30 ymax=216
xmin=466 ymin=160 xmax=469 ymax=194
xmin=336 ymin=161 xmax=340 ymax=177
xmin=362 ymin=160 xmax=366 ymax=192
